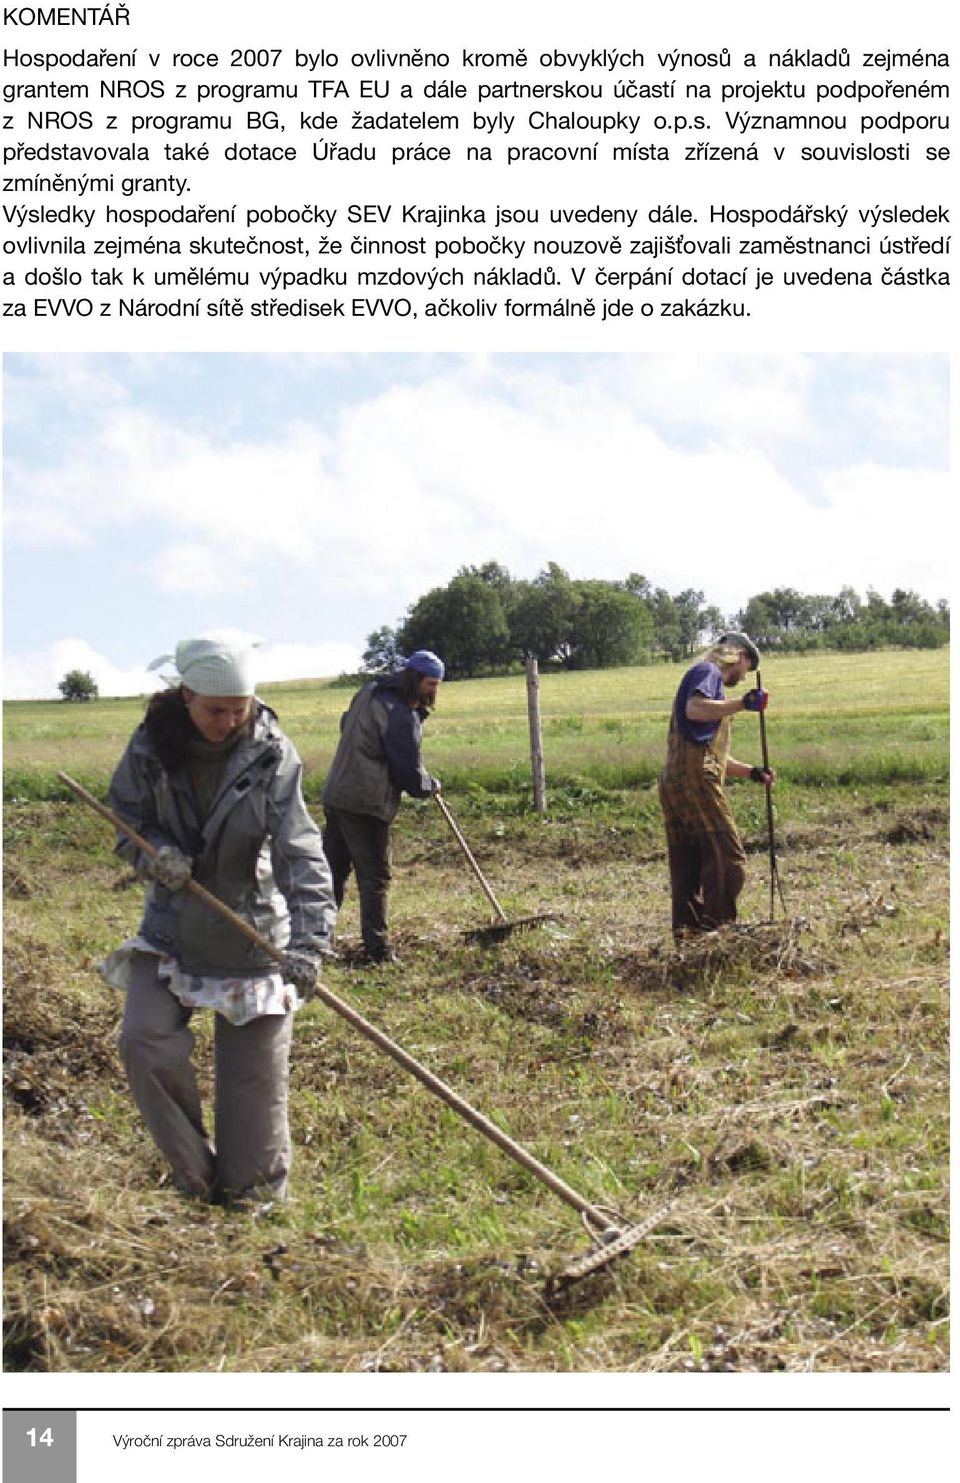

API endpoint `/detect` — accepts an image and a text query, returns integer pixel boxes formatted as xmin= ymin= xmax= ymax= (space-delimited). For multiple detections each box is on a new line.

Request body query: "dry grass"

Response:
xmin=2 ymin=776 xmax=948 ymax=1374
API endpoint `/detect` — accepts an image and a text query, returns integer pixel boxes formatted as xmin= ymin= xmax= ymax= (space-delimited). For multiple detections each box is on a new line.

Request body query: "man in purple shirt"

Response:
xmin=659 ymin=631 xmax=775 ymax=935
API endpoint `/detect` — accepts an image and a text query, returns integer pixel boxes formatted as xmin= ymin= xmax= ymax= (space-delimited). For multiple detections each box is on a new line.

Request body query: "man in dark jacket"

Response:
xmin=322 ymin=650 xmax=444 ymax=963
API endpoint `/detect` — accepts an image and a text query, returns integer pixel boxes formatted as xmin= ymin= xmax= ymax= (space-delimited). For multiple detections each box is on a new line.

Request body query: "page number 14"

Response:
xmin=27 ymin=1428 xmax=55 ymax=1448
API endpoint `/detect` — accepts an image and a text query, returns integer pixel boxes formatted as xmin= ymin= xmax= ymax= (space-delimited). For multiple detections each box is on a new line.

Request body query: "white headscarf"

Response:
xmin=148 ymin=636 xmax=259 ymax=697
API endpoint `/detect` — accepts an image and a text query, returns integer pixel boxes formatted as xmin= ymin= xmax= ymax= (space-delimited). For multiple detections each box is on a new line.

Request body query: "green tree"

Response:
xmin=565 ymin=581 xmax=648 ymax=669
xmin=649 ymin=587 xmax=683 ymax=660
xmin=870 ymin=589 xmax=950 ymax=648
xmin=508 ymin=563 xmax=578 ymax=664
xmin=623 ymin=572 xmax=653 ymax=604
xmin=672 ymin=587 xmax=714 ymax=656
xmin=458 ymin=560 xmax=515 ymax=599
xmin=361 ymin=625 xmax=401 ymax=673
xmin=738 ymin=588 xmax=816 ymax=649
xmin=738 ymin=585 xmax=949 ymax=653
xmin=58 ymin=669 xmax=99 ymax=702
xmin=700 ymin=604 xmax=724 ymax=642
xmin=398 ymin=573 xmax=510 ymax=678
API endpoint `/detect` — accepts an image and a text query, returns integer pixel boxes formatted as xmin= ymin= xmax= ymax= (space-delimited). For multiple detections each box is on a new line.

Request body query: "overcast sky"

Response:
xmin=2 ymin=351 xmax=950 ymax=699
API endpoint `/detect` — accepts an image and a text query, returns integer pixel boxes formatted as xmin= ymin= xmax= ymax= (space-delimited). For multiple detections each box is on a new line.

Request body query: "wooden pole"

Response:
xmin=755 ymin=668 xmax=787 ymax=920
xmin=58 ymin=770 xmax=616 ymax=1233
xmin=434 ymin=792 xmax=509 ymax=923
xmin=525 ymin=653 xmax=547 ymax=814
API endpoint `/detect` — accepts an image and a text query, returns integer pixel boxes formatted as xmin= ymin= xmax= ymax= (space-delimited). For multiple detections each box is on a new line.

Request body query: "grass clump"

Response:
xmin=3 ymin=649 xmax=948 ymax=1371
xmin=3 ymin=762 xmax=948 ymax=1372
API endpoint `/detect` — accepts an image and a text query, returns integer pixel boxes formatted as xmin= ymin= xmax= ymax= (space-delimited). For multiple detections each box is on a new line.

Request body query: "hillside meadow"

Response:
xmin=3 ymin=647 xmax=950 ymax=802
xmin=3 ymin=648 xmax=949 ymax=1372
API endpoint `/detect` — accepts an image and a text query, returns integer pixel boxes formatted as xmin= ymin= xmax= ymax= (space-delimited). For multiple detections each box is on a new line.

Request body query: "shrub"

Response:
xmin=58 ymin=670 xmax=99 ymax=702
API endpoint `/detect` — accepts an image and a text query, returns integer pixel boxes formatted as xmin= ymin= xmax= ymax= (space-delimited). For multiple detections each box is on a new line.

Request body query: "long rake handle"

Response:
xmin=60 ymin=771 xmax=611 ymax=1232
xmin=433 ymin=791 xmax=509 ymax=924
xmin=754 ymin=671 xmax=786 ymax=921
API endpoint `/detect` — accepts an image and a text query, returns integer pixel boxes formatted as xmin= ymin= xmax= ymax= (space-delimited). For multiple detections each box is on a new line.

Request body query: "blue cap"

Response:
xmin=405 ymin=649 xmax=445 ymax=680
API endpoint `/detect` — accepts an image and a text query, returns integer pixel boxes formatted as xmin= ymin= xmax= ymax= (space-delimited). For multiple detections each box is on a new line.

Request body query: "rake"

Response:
xmin=755 ymin=668 xmax=788 ymax=922
xmin=60 ymin=770 xmax=668 ymax=1286
xmin=433 ymin=790 xmax=558 ymax=944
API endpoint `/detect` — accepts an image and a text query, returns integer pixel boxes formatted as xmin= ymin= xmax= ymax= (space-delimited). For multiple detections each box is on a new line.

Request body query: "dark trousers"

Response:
xmin=664 ymin=830 xmax=747 ymax=935
xmin=322 ymin=806 xmax=393 ymax=958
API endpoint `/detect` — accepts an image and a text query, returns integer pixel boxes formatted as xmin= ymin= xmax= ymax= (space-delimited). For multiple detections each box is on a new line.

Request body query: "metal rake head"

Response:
xmin=547 ymin=1200 xmax=676 ymax=1293
xmin=463 ymin=912 xmax=561 ymax=945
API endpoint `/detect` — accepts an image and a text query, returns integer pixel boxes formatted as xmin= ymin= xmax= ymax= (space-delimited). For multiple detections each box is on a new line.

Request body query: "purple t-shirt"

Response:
xmin=674 ymin=661 xmax=724 ymax=744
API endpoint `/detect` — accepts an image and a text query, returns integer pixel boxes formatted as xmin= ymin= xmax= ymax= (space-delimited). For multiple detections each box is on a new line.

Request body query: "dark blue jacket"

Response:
xmin=321 ymin=674 xmax=437 ymax=823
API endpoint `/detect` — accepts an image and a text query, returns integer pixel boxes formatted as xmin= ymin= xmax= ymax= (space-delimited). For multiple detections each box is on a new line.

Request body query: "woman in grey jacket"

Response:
xmin=102 ymin=636 xmax=336 ymax=1204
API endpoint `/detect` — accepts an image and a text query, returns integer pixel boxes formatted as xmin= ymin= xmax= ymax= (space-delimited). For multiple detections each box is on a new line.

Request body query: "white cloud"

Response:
xmin=808 ymin=465 xmax=950 ymax=597
xmin=252 ymin=641 xmax=362 ymax=682
xmin=152 ymin=542 xmax=246 ymax=595
xmin=2 ymin=635 xmax=362 ymax=700
xmin=4 ymin=354 xmax=130 ymax=423
xmin=314 ymin=375 xmax=807 ymax=609
xmin=4 ymin=354 xmax=949 ymax=698
xmin=597 ymin=354 xmax=815 ymax=446
xmin=7 ymin=369 xmax=948 ymax=612
xmin=2 ymin=639 xmax=157 ymax=701
xmin=847 ymin=361 xmax=948 ymax=457
xmin=4 ymin=411 xmax=334 ymax=564
xmin=2 ymin=505 xmax=93 ymax=547
xmin=6 ymin=360 xmax=946 ymax=600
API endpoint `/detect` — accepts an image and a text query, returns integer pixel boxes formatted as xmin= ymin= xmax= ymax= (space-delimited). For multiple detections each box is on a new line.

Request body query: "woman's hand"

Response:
xmin=283 ymin=949 xmax=322 ymax=998
xmin=148 ymin=845 xmax=193 ymax=891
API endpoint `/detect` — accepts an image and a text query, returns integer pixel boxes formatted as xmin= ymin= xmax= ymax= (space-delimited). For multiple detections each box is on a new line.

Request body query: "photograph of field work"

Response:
xmin=3 ymin=646 xmax=948 ymax=1373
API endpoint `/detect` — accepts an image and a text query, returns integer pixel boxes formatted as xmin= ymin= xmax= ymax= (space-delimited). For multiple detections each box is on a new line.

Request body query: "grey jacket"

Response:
xmin=108 ymin=703 xmax=336 ymax=975
xmin=321 ymin=674 xmax=437 ymax=824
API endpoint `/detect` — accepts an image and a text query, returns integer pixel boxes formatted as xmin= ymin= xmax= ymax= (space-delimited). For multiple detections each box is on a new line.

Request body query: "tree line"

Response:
xmin=361 ymin=563 xmax=950 ymax=680
xmin=739 ymin=586 xmax=950 ymax=655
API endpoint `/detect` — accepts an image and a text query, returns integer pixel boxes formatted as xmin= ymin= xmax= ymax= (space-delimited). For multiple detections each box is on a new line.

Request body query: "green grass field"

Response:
xmin=3 ymin=648 xmax=949 ymax=1372
xmin=3 ymin=648 xmax=949 ymax=802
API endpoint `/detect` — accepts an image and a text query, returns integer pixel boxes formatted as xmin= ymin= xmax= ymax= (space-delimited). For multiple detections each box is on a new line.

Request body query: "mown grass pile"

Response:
xmin=3 ymin=650 xmax=949 ymax=1372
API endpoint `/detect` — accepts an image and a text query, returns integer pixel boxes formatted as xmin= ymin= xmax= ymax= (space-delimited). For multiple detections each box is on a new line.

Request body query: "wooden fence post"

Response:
xmin=525 ymin=653 xmax=547 ymax=814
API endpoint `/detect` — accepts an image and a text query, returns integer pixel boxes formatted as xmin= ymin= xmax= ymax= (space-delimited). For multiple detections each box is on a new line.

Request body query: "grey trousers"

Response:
xmin=119 ymin=952 xmax=293 ymax=1201
xmin=322 ymin=806 xmax=393 ymax=958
